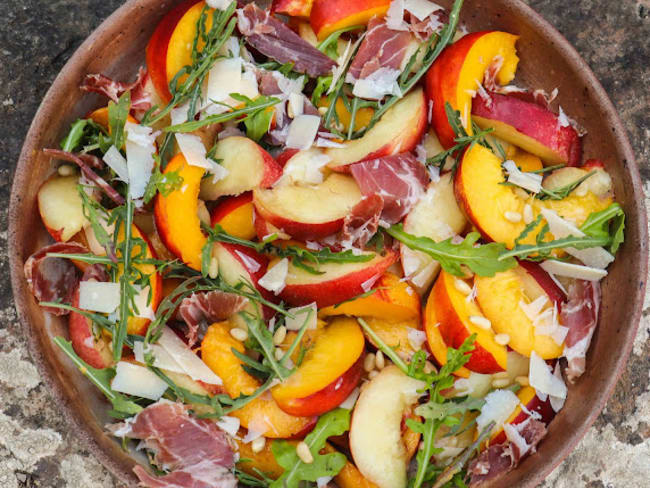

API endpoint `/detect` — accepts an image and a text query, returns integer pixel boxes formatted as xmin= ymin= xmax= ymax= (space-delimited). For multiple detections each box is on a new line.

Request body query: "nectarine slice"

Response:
xmin=154 ymin=153 xmax=206 ymax=270
xmin=253 ymin=173 xmax=363 ymax=241
xmin=210 ymin=192 xmax=256 ymax=240
xmin=309 ymin=0 xmax=390 ymax=40
xmin=426 ymin=31 xmax=519 ymax=149
xmin=426 ymin=271 xmax=507 ymax=374
xmin=38 ymin=175 xmax=88 ymax=242
xmin=202 ymin=321 xmax=315 ymax=438
xmin=319 ymin=272 xmax=420 ymax=322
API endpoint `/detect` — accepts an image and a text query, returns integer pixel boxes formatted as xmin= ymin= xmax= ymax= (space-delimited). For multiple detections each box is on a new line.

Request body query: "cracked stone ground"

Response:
xmin=1 ymin=1 xmax=648 ymax=486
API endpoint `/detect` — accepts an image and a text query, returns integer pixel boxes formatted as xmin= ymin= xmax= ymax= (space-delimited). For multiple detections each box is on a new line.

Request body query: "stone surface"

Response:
xmin=0 ymin=0 xmax=648 ymax=487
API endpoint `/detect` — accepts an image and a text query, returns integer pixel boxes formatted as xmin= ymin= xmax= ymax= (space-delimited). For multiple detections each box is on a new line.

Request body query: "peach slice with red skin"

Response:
xmin=200 ymin=136 xmax=283 ymax=201
xmin=202 ymin=321 xmax=316 ymax=438
xmin=69 ymin=288 xmax=113 ymax=369
xmin=472 ymin=92 xmax=582 ymax=166
xmin=272 ymin=317 xmax=365 ymax=416
xmin=319 ymin=272 xmax=420 ymax=322
xmin=154 ymin=153 xmax=206 ymax=271
xmin=425 ymin=270 xmax=507 ymax=374
xmin=278 ymin=248 xmax=398 ymax=308
xmin=454 ymin=144 xmax=613 ymax=249
xmin=253 ymin=173 xmax=363 ymax=241
xmin=325 ymin=89 xmax=428 ymax=171
xmin=210 ymin=192 xmax=256 ymax=240
xmin=272 ymin=0 xmax=314 ymax=18
xmin=425 ymin=31 xmax=519 ymax=149
xmin=38 ymin=175 xmax=88 ymax=243
xmin=310 ymin=0 xmax=390 ymax=40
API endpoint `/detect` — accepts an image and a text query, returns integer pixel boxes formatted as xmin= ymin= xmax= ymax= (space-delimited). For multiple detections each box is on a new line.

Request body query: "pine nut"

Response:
xmin=494 ymin=333 xmax=510 ymax=346
xmin=515 ymin=376 xmax=530 ymax=386
xmin=197 ymin=199 xmax=211 ymax=226
xmin=375 ymin=351 xmax=385 ymax=370
xmin=492 ymin=378 xmax=511 ymax=389
xmin=57 ymin=164 xmax=75 ymax=176
xmin=363 ymin=353 xmax=376 ymax=372
xmin=274 ymin=348 xmax=285 ymax=361
xmin=504 ymin=211 xmax=522 ymax=223
xmin=273 ymin=326 xmax=287 ymax=345
xmin=454 ymin=279 xmax=473 ymax=296
xmin=296 ymin=441 xmax=313 ymax=464
xmin=523 ymin=204 xmax=534 ymax=224
xmin=493 ymin=371 xmax=509 ymax=379
xmin=469 ymin=316 xmax=492 ymax=330
xmin=251 ymin=436 xmax=266 ymax=453
xmin=230 ymin=328 xmax=248 ymax=342
xmin=368 ymin=370 xmax=379 ymax=379
xmin=208 ymin=257 xmax=219 ymax=279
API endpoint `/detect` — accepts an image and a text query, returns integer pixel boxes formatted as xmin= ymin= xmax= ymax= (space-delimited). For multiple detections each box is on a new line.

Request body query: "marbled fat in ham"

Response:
xmin=24 ymin=242 xmax=86 ymax=315
xmin=347 ymin=17 xmax=413 ymax=81
xmin=561 ymin=280 xmax=601 ymax=383
xmin=179 ymin=291 xmax=248 ymax=347
xmin=340 ymin=194 xmax=384 ymax=248
xmin=80 ymin=67 xmax=152 ymax=113
xmin=109 ymin=401 xmax=237 ymax=488
xmin=237 ymin=4 xmax=336 ymax=77
xmin=349 ymin=153 xmax=428 ymax=224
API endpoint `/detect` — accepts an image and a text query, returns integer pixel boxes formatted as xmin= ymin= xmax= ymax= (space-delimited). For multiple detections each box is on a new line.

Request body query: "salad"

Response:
xmin=23 ymin=0 xmax=626 ymax=487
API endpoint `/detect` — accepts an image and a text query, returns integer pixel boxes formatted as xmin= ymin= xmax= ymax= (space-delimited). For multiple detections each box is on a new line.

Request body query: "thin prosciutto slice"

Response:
xmin=340 ymin=194 xmax=383 ymax=248
xmin=237 ymin=4 xmax=336 ymax=77
xmin=561 ymin=280 xmax=601 ymax=383
xmin=347 ymin=17 xmax=414 ymax=81
xmin=80 ymin=67 xmax=152 ymax=112
xmin=109 ymin=401 xmax=237 ymax=488
xmin=349 ymin=153 xmax=428 ymax=224
xmin=179 ymin=291 xmax=248 ymax=347
xmin=24 ymin=242 xmax=86 ymax=315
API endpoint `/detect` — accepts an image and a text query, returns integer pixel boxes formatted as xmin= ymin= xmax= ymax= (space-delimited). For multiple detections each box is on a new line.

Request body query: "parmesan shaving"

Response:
xmin=540 ymin=259 xmax=607 ymax=281
xmin=125 ymin=122 xmax=156 ymax=199
xmin=133 ymin=341 xmax=185 ymax=375
xmin=549 ymin=362 xmax=567 ymax=412
xmin=111 ymin=361 xmax=168 ymax=401
xmin=503 ymin=159 xmax=543 ymax=193
xmin=285 ymin=303 xmax=317 ymax=331
xmin=78 ymin=281 xmax=120 ymax=313
xmin=157 ymin=327 xmax=223 ymax=385
xmin=339 ymin=387 xmax=360 ymax=410
xmin=352 ymin=67 xmax=402 ymax=100
xmin=287 ymin=92 xmax=304 ymax=118
xmin=404 ymin=0 xmax=443 ymax=20
xmin=103 ymin=145 xmax=129 ymax=182
xmin=216 ymin=416 xmax=241 ymax=438
xmin=407 ymin=327 xmax=427 ymax=350
xmin=476 ymin=389 xmax=520 ymax=435
xmin=258 ymin=258 xmax=289 ymax=295
xmin=175 ymin=133 xmax=229 ymax=183
xmin=386 ymin=0 xmax=409 ymax=31
xmin=529 ymin=351 xmax=567 ymax=399
xmin=285 ymin=114 xmax=321 ymax=150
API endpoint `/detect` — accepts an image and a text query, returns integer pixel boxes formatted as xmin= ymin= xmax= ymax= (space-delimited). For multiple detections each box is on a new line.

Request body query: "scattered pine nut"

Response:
xmin=494 ymin=333 xmax=511 ymax=346
xmin=523 ymin=204 xmax=534 ymax=224
xmin=515 ymin=376 xmax=530 ymax=386
xmin=296 ymin=441 xmax=314 ymax=464
xmin=493 ymin=371 xmax=509 ymax=379
xmin=251 ymin=436 xmax=266 ymax=453
xmin=492 ymin=378 xmax=511 ymax=389
xmin=469 ymin=315 xmax=492 ymax=330
xmin=274 ymin=348 xmax=285 ymax=361
xmin=454 ymin=279 xmax=473 ymax=296
xmin=504 ymin=211 xmax=522 ymax=223
xmin=363 ymin=353 xmax=376 ymax=372
xmin=230 ymin=328 xmax=248 ymax=342
xmin=375 ymin=350 xmax=385 ymax=370
xmin=57 ymin=164 xmax=75 ymax=176
xmin=368 ymin=370 xmax=379 ymax=379
xmin=208 ymin=257 xmax=219 ymax=279
xmin=273 ymin=326 xmax=287 ymax=345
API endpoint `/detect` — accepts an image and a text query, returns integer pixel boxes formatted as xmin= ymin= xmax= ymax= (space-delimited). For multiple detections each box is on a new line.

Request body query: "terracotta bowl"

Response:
xmin=8 ymin=0 xmax=647 ymax=486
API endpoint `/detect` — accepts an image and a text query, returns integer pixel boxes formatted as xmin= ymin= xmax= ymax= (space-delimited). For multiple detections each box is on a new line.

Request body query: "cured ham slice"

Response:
xmin=179 ymin=291 xmax=248 ymax=347
xmin=349 ymin=153 xmax=428 ymax=224
xmin=561 ymin=280 xmax=601 ymax=383
xmin=407 ymin=8 xmax=449 ymax=41
xmin=43 ymin=149 xmax=125 ymax=206
xmin=109 ymin=401 xmax=237 ymax=488
xmin=80 ymin=67 xmax=152 ymax=112
xmin=237 ymin=4 xmax=336 ymax=77
xmin=340 ymin=194 xmax=383 ymax=248
xmin=24 ymin=242 xmax=86 ymax=315
xmin=468 ymin=419 xmax=547 ymax=486
xmin=347 ymin=17 xmax=413 ymax=81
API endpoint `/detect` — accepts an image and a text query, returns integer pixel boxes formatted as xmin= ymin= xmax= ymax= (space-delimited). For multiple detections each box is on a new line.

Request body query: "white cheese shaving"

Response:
xmin=258 ymin=258 xmax=289 ymax=295
xmin=539 ymin=208 xmax=614 ymax=269
xmin=133 ymin=341 xmax=186 ymax=375
xmin=285 ymin=303 xmax=318 ymax=331
xmin=549 ymin=362 xmax=567 ymax=412
xmin=132 ymin=284 xmax=156 ymax=321
xmin=206 ymin=0 xmax=231 ymax=10
xmin=125 ymin=122 xmax=156 ymax=199
xmin=386 ymin=0 xmax=409 ymax=30
xmin=285 ymin=114 xmax=321 ymax=150
xmin=78 ymin=281 xmax=120 ymax=313
xmin=170 ymin=102 xmax=191 ymax=126
xmin=361 ymin=274 xmax=381 ymax=292
xmin=111 ymin=361 xmax=168 ymax=400
xmin=352 ymin=67 xmax=402 ymax=100
xmin=540 ymin=259 xmax=607 ymax=281
xmin=339 ymin=387 xmax=360 ymax=410
xmin=315 ymin=137 xmax=345 ymax=148
xmin=503 ymin=159 xmax=543 ymax=193
xmin=329 ymin=40 xmax=354 ymax=91
xmin=204 ymin=57 xmax=244 ymax=115
xmin=529 ymin=351 xmax=567 ymax=399
xmin=280 ymin=149 xmax=331 ymax=186
xmin=476 ymin=389 xmax=520 ymax=435
xmin=503 ymin=423 xmax=531 ymax=456
xmin=234 ymin=250 xmax=262 ymax=273
xmin=317 ymin=477 xmax=333 ymax=488
xmin=287 ymin=92 xmax=304 ymax=118
xmin=519 ymin=296 xmax=548 ymax=322
xmin=175 ymin=133 xmax=229 ymax=183
xmin=407 ymin=328 xmax=427 ymax=350
xmin=558 ymin=106 xmax=570 ymax=128
xmin=157 ymin=327 xmax=223 ymax=385
xmin=404 ymin=0 xmax=443 ymax=20
xmin=216 ymin=416 xmax=241 ymax=438
xmin=103 ymin=145 xmax=129 ymax=182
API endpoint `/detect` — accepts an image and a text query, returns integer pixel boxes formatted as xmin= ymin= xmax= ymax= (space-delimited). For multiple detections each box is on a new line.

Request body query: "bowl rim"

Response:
xmin=8 ymin=0 xmax=648 ymax=486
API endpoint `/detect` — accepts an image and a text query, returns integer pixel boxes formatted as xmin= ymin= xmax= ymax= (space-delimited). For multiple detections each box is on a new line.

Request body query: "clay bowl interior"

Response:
xmin=8 ymin=0 xmax=647 ymax=486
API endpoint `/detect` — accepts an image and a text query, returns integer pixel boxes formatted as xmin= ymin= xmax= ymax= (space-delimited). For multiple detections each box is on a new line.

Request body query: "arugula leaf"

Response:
xmin=78 ymin=187 xmax=116 ymax=260
xmin=499 ymin=233 xmax=610 ymax=262
xmin=316 ymin=25 xmax=362 ymax=59
xmin=228 ymin=93 xmax=278 ymax=141
xmin=53 ymin=337 xmax=142 ymax=416
xmin=143 ymin=155 xmax=184 ymax=204
xmin=537 ymin=170 xmax=597 ymax=200
xmin=387 ymin=225 xmax=517 ymax=277
xmin=107 ymin=91 xmax=131 ymax=150
xmin=271 ymin=409 xmax=350 ymax=488
xmin=311 ymin=75 xmax=333 ymax=106
xmin=60 ymin=119 xmax=89 ymax=152
xmin=579 ymin=202 xmax=626 ymax=253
